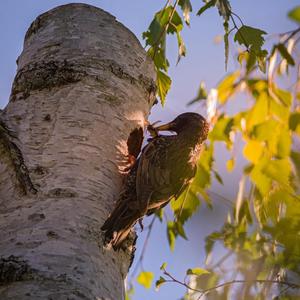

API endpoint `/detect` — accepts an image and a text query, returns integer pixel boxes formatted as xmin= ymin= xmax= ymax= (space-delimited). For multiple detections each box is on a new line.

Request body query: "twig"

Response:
xmin=129 ymin=216 xmax=156 ymax=282
xmin=282 ymin=27 xmax=300 ymax=45
xmin=207 ymin=190 xmax=234 ymax=207
xmin=175 ymin=185 xmax=190 ymax=222
xmin=152 ymin=0 xmax=180 ymax=59
xmin=230 ymin=14 xmax=249 ymax=50
xmin=208 ymin=251 xmax=233 ymax=270
xmin=162 ymin=268 xmax=201 ymax=293
xmin=161 ymin=266 xmax=300 ymax=300
xmin=197 ymin=279 xmax=300 ymax=300
xmin=230 ymin=11 xmax=245 ymax=26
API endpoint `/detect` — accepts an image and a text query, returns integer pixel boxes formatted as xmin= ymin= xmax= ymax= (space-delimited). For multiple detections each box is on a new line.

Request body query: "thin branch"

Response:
xmin=208 ymin=251 xmax=234 ymax=270
xmin=230 ymin=11 xmax=245 ymax=26
xmin=162 ymin=268 xmax=202 ymax=293
xmin=174 ymin=185 xmax=190 ymax=222
xmin=152 ymin=0 xmax=180 ymax=59
xmin=161 ymin=267 xmax=300 ymax=300
xmin=282 ymin=27 xmax=300 ymax=45
xmin=230 ymin=14 xmax=249 ymax=50
xmin=128 ymin=216 xmax=156 ymax=284
xmin=207 ymin=190 xmax=234 ymax=207
xmin=197 ymin=279 xmax=300 ymax=300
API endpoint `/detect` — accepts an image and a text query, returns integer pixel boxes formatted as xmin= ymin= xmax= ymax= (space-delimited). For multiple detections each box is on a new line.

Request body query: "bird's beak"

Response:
xmin=153 ymin=121 xmax=176 ymax=132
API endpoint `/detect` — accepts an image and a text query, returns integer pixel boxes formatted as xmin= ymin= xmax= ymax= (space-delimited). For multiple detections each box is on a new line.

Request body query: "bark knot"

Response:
xmin=0 ymin=255 xmax=31 ymax=285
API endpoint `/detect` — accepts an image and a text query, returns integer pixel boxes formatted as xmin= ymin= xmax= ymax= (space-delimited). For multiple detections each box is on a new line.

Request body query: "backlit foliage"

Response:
xmin=129 ymin=2 xmax=300 ymax=299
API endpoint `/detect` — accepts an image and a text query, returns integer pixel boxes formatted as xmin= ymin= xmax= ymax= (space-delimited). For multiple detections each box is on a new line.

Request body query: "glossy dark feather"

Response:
xmin=101 ymin=112 xmax=209 ymax=249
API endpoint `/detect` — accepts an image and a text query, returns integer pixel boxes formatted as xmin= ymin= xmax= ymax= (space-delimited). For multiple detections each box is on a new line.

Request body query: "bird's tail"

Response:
xmin=101 ymin=199 xmax=141 ymax=249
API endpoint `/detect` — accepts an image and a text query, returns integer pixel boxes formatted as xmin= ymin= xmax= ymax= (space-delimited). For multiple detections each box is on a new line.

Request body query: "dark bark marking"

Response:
xmin=44 ymin=114 xmax=51 ymax=121
xmin=10 ymin=59 xmax=156 ymax=104
xmin=47 ymin=188 xmax=78 ymax=198
xmin=28 ymin=213 xmax=46 ymax=222
xmin=0 ymin=256 xmax=31 ymax=285
xmin=47 ymin=231 xmax=59 ymax=239
xmin=0 ymin=118 xmax=37 ymax=194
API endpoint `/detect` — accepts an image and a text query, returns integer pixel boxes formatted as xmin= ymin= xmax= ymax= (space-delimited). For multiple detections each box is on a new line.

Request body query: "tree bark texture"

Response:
xmin=0 ymin=3 xmax=156 ymax=300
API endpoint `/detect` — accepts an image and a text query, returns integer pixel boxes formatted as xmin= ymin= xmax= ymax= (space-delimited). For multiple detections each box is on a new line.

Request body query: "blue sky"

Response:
xmin=0 ymin=1 xmax=299 ymax=299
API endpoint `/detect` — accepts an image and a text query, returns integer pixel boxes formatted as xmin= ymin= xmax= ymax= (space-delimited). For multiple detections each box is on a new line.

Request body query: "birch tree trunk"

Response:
xmin=0 ymin=3 xmax=156 ymax=299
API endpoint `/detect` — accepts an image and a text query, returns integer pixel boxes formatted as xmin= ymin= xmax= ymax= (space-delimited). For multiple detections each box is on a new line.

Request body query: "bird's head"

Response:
xmin=151 ymin=112 xmax=209 ymax=139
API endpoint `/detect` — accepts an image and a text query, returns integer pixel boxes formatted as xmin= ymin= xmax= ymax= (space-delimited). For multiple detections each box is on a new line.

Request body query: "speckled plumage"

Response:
xmin=101 ymin=113 xmax=209 ymax=249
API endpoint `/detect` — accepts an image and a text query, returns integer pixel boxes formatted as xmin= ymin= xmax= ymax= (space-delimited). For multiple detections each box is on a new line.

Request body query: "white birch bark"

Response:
xmin=0 ymin=3 xmax=156 ymax=299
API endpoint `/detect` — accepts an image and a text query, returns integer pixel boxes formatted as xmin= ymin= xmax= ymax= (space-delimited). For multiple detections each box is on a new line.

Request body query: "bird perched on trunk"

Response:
xmin=101 ymin=112 xmax=209 ymax=249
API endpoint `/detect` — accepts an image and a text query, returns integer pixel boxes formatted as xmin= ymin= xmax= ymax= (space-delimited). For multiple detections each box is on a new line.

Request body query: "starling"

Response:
xmin=101 ymin=112 xmax=209 ymax=249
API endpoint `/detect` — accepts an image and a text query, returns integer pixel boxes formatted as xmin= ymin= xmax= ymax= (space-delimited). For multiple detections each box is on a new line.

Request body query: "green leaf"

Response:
xmin=155 ymin=276 xmax=166 ymax=290
xmin=125 ymin=287 xmax=134 ymax=300
xmin=198 ymin=189 xmax=212 ymax=209
xmin=245 ymin=91 xmax=269 ymax=130
xmin=209 ymin=115 xmax=234 ymax=143
xmin=234 ymin=26 xmax=268 ymax=72
xmin=249 ymin=160 xmax=272 ymax=196
xmin=148 ymin=46 xmax=169 ymax=72
xmin=226 ymin=158 xmax=235 ymax=172
xmin=143 ymin=14 xmax=163 ymax=46
xmin=197 ymin=0 xmax=216 ymax=16
xmin=291 ymin=151 xmax=300 ymax=179
xmin=198 ymin=144 xmax=214 ymax=171
xmin=205 ymin=231 xmax=222 ymax=258
xmin=236 ymin=197 xmax=253 ymax=224
xmin=178 ymin=0 xmax=192 ymax=25
xmin=193 ymin=164 xmax=211 ymax=188
xmin=237 ymin=51 xmax=248 ymax=66
xmin=213 ymin=170 xmax=223 ymax=185
xmin=246 ymin=48 xmax=258 ymax=71
xmin=269 ymin=95 xmax=290 ymax=122
xmin=155 ymin=207 xmax=164 ymax=222
xmin=175 ymin=220 xmax=188 ymax=239
xmin=251 ymin=119 xmax=280 ymax=154
xmin=217 ymin=71 xmax=240 ymax=103
xmin=160 ymin=262 xmax=167 ymax=270
xmin=187 ymin=81 xmax=207 ymax=106
xmin=171 ymin=188 xmax=200 ymax=224
xmin=277 ymin=129 xmax=291 ymax=158
xmin=143 ymin=6 xmax=182 ymax=48
xmin=243 ymin=140 xmax=264 ymax=163
xmin=187 ymin=268 xmax=210 ymax=276
xmin=234 ymin=25 xmax=267 ymax=50
xmin=167 ymin=221 xmax=176 ymax=251
xmin=167 ymin=10 xmax=183 ymax=34
xmin=288 ymin=6 xmax=300 ymax=23
xmin=289 ymin=112 xmax=300 ymax=135
xmin=256 ymin=49 xmax=268 ymax=73
xmin=276 ymin=43 xmax=295 ymax=66
xmin=272 ymin=86 xmax=292 ymax=107
xmin=143 ymin=7 xmax=172 ymax=46
xmin=262 ymin=159 xmax=291 ymax=186
xmin=156 ymin=70 xmax=172 ymax=104
xmin=137 ymin=271 xmax=154 ymax=289
xmin=176 ymin=31 xmax=186 ymax=64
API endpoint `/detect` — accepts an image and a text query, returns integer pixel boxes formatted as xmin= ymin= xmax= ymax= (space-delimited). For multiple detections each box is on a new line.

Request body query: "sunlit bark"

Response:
xmin=0 ymin=4 xmax=155 ymax=299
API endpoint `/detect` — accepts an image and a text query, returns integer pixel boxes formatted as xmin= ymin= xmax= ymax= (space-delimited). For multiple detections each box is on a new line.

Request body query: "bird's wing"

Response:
xmin=136 ymin=136 xmax=172 ymax=211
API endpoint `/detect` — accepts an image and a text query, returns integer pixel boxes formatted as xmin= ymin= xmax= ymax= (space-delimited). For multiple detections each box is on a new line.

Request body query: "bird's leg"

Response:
xmin=0 ymin=116 xmax=37 ymax=194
